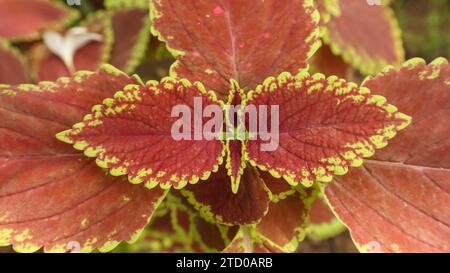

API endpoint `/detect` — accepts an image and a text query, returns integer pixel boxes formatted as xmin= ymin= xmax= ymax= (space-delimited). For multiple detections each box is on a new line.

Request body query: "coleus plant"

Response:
xmin=0 ymin=0 xmax=448 ymax=253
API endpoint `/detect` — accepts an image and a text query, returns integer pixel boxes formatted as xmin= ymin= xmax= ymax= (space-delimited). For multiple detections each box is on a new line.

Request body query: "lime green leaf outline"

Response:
xmin=4 ymin=1 xmax=80 ymax=42
xmin=149 ymin=0 xmax=323 ymax=102
xmin=180 ymin=180 xmax=271 ymax=226
xmin=81 ymin=10 xmax=115 ymax=68
xmin=57 ymin=74 xmax=227 ymax=191
xmin=105 ymin=0 xmax=150 ymax=10
xmin=0 ymin=39 xmax=29 ymax=81
xmin=106 ymin=3 xmax=152 ymax=74
xmin=320 ymin=0 xmax=405 ymax=75
xmin=245 ymin=70 xmax=412 ymax=187
xmin=306 ymin=193 xmax=346 ymax=241
xmin=323 ymin=57 xmax=450 ymax=253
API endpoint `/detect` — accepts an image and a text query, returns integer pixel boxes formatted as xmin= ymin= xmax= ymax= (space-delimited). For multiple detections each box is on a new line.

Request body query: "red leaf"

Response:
xmin=150 ymin=0 xmax=321 ymax=101
xmin=223 ymin=80 xmax=246 ymax=192
xmin=104 ymin=0 xmax=149 ymax=10
xmin=219 ymin=187 xmax=315 ymax=253
xmin=310 ymin=44 xmax=352 ymax=80
xmin=325 ymin=58 xmax=450 ymax=252
xmin=58 ymin=78 xmax=225 ymax=190
xmin=225 ymin=140 xmax=246 ymax=193
xmin=316 ymin=0 xmax=404 ymax=75
xmin=223 ymin=228 xmax=284 ymax=253
xmin=259 ymin=171 xmax=296 ymax=202
xmin=29 ymin=12 xmax=113 ymax=81
xmin=109 ymin=8 xmax=151 ymax=74
xmin=306 ymin=194 xmax=345 ymax=240
xmin=174 ymin=193 xmax=233 ymax=252
xmin=245 ymin=71 xmax=411 ymax=187
xmin=255 ymin=191 xmax=310 ymax=252
xmin=0 ymin=0 xmax=79 ymax=40
xmin=181 ymin=166 xmax=270 ymax=225
xmin=310 ymin=196 xmax=336 ymax=225
xmin=0 ymin=65 xmax=167 ymax=252
xmin=193 ymin=216 xmax=229 ymax=252
xmin=0 ymin=41 xmax=28 ymax=84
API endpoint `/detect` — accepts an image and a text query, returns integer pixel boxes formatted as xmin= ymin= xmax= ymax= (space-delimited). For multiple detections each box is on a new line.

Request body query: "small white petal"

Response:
xmin=67 ymin=27 xmax=89 ymax=36
xmin=43 ymin=27 xmax=103 ymax=74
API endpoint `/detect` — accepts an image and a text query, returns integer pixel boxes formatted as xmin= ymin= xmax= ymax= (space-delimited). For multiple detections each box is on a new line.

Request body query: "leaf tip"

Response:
xmin=395 ymin=112 xmax=412 ymax=131
xmin=402 ymin=57 xmax=426 ymax=69
xmin=430 ymin=57 xmax=448 ymax=66
xmin=55 ymin=130 xmax=73 ymax=144
xmin=100 ymin=64 xmax=128 ymax=78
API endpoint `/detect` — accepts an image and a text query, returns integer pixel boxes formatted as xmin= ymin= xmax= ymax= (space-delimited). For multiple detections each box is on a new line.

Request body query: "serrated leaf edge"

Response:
xmin=245 ymin=69 xmax=412 ymax=187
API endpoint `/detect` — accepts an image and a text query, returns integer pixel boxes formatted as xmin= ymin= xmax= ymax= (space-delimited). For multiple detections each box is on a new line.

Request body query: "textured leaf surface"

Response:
xmin=109 ymin=8 xmax=151 ymax=74
xmin=255 ymin=191 xmax=312 ymax=252
xmin=306 ymin=194 xmax=345 ymax=240
xmin=246 ymin=71 xmax=411 ymax=187
xmin=259 ymin=171 xmax=296 ymax=202
xmin=317 ymin=0 xmax=404 ymax=75
xmin=58 ymin=78 xmax=224 ymax=190
xmin=326 ymin=58 xmax=450 ymax=252
xmin=150 ymin=0 xmax=321 ymax=101
xmin=0 ymin=65 xmax=167 ymax=252
xmin=181 ymin=166 xmax=270 ymax=225
xmin=310 ymin=44 xmax=352 ymax=80
xmin=0 ymin=41 xmax=28 ymax=84
xmin=0 ymin=0 xmax=78 ymax=40
xmin=29 ymin=12 xmax=113 ymax=81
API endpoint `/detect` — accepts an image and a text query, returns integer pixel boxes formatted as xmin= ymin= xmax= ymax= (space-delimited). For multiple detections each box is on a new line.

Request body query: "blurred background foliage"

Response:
xmin=392 ymin=0 xmax=450 ymax=61
xmin=79 ymin=0 xmax=450 ymax=81
xmin=0 ymin=0 xmax=448 ymax=253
